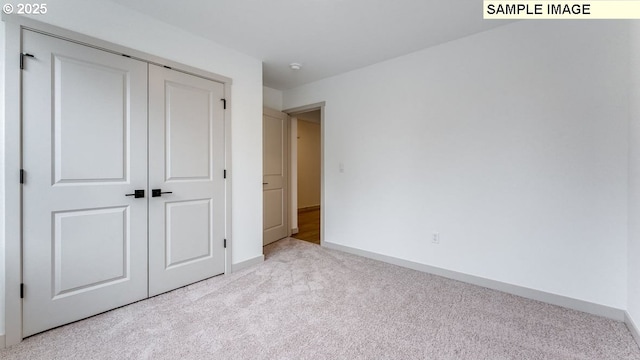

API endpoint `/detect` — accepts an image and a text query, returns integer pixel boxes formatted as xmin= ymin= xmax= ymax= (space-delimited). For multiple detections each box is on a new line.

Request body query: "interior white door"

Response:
xmin=22 ymin=30 xmax=149 ymax=336
xmin=148 ymin=65 xmax=226 ymax=296
xmin=263 ymin=108 xmax=289 ymax=245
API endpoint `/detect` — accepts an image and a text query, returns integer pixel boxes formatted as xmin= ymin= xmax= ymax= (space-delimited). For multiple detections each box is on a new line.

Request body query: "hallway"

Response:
xmin=293 ymin=207 xmax=320 ymax=244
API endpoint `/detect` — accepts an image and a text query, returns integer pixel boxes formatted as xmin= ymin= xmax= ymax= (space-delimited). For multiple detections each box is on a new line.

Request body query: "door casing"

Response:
xmin=2 ymin=15 xmax=233 ymax=346
xmin=283 ymin=103 xmax=325 ymax=247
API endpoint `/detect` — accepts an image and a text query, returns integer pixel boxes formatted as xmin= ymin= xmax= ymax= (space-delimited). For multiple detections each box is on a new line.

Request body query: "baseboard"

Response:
xmin=324 ymin=242 xmax=625 ymax=321
xmin=626 ymin=311 xmax=640 ymax=348
xmin=0 ymin=334 xmax=5 ymax=349
xmin=232 ymin=254 xmax=264 ymax=272
xmin=298 ymin=205 xmax=320 ymax=213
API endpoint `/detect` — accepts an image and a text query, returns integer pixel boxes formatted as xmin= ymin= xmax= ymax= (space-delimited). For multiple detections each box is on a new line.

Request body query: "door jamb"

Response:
xmin=4 ymin=18 xmax=24 ymax=347
xmin=283 ymin=102 xmax=325 ymax=246
xmin=2 ymin=15 xmax=234 ymax=346
xmin=224 ymin=82 xmax=233 ymax=275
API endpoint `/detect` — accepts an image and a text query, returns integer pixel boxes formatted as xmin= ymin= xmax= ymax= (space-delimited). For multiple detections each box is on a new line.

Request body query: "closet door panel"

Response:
xmin=22 ymin=30 xmax=149 ymax=337
xmin=148 ymin=65 xmax=226 ymax=296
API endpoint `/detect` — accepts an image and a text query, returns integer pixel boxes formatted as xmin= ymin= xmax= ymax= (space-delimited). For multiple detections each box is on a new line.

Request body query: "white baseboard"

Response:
xmin=0 ymin=334 xmax=5 ymax=349
xmin=291 ymin=228 xmax=299 ymax=235
xmin=232 ymin=254 xmax=264 ymax=272
xmin=324 ymin=242 xmax=625 ymax=321
xmin=626 ymin=311 xmax=640 ymax=348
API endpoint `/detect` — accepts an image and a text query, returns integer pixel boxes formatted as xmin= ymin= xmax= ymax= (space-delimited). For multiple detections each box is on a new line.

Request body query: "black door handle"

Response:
xmin=125 ymin=189 xmax=145 ymax=198
xmin=152 ymin=189 xmax=173 ymax=197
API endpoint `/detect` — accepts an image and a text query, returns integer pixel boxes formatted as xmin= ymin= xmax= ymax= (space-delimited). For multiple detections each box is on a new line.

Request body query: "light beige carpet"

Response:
xmin=1 ymin=238 xmax=639 ymax=359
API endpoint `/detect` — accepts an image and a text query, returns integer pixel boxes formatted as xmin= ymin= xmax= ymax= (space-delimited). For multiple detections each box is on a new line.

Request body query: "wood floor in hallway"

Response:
xmin=293 ymin=207 xmax=320 ymax=244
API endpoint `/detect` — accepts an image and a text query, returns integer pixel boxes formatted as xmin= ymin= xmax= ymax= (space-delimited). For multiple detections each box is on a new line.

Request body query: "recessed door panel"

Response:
xmin=165 ymin=82 xmax=212 ymax=181
xmin=264 ymin=189 xmax=284 ymax=230
xmin=264 ymin=115 xmax=283 ymax=176
xmin=165 ymin=199 xmax=212 ymax=268
xmin=54 ymin=207 xmax=128 ymax=297
xmin=22 ymin=30 xmax=148 ymax=337
xmin=149 ymin=65 xmax=225 ymax=297
xmin=54 ymin=56 xmax=128 ymax=183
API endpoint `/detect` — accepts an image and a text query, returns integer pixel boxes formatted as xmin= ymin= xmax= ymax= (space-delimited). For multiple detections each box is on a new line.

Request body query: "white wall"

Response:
xmin=284 ymin=20 xmax=629 ymax=309
xmin=290 ymin=118 xmax=299 ymax=232
xmin=263 ymin=86 xmax=283 ymax=111
xmin=0 ymin=20 xmax=5 ymax=338
xmin=297 ymin=119 xmax=321 ymax=208
xmin=1 ymin=0 xmax=264 ymax=336
xmin=628 ymin=22 xmax=640 ymax=337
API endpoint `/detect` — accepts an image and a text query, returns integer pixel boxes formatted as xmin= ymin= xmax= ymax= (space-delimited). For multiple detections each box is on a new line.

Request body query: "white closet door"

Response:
xmin=22 ymin=30 xmax=149 ymax=337
xmin=148 ymin=65 xmax=226 ymax=296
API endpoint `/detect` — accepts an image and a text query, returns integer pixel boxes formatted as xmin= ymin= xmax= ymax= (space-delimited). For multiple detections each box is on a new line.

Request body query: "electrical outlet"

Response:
xmin=432 ymin=232 xmax=440 ymax=244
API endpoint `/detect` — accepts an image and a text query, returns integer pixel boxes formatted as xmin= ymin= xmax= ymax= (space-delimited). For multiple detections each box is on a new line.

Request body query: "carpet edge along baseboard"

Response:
xmin=232 ymin=255 xmax=265 ymax=272
xmin=323 ymin=242 xmax=625 ymax=322
xmin=626 ymin=311 xmax=640 ymax=348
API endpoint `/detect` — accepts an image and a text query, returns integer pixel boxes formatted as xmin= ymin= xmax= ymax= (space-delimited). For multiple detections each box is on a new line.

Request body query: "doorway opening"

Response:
xmin=286 ymin=107 xmax=323 ymax=245
xmin=293 ymin=111 xmax=321 ymax=244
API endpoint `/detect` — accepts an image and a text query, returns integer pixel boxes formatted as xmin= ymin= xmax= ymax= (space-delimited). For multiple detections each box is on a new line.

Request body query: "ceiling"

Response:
xmin=108 ymin=0 xmax=512 ymax=90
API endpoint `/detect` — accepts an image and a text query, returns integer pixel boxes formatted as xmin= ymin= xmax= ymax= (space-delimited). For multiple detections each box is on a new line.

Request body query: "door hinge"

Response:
xmin=20 ymin=53 xmax=35 ymax=70
xmin=224 ymin=239 xmax=227 ymax=248
xmin=20 ymin=169 xmax=25 ymax=184
xmin=221 ymin=98 xmax=226 ymax=110
xmin=20 ymin=283 xmax=24 ymax=299
xmin=224 ymin=169 xmax=227 ymax=179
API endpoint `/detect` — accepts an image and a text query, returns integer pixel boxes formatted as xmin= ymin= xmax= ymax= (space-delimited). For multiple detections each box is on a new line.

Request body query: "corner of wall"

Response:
xmin=0 ymin=17 xmax=7 ymax=338
xmin=628 ymin=20 xmax=640 ymax=350
xmin=232 ymin=254 xmax=264 ymax=272
xmin=626 ymin=311 xmax=640 ymax=349
xmin=263 ymin=86 xmax=283 ymax=111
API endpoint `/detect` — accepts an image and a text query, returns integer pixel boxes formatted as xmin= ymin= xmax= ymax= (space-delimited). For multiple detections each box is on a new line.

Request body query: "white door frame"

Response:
xmin=283 ymin=102 xmax=325 ymax=246
xmin=2 ymin=15 xmax=234 ymax=346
